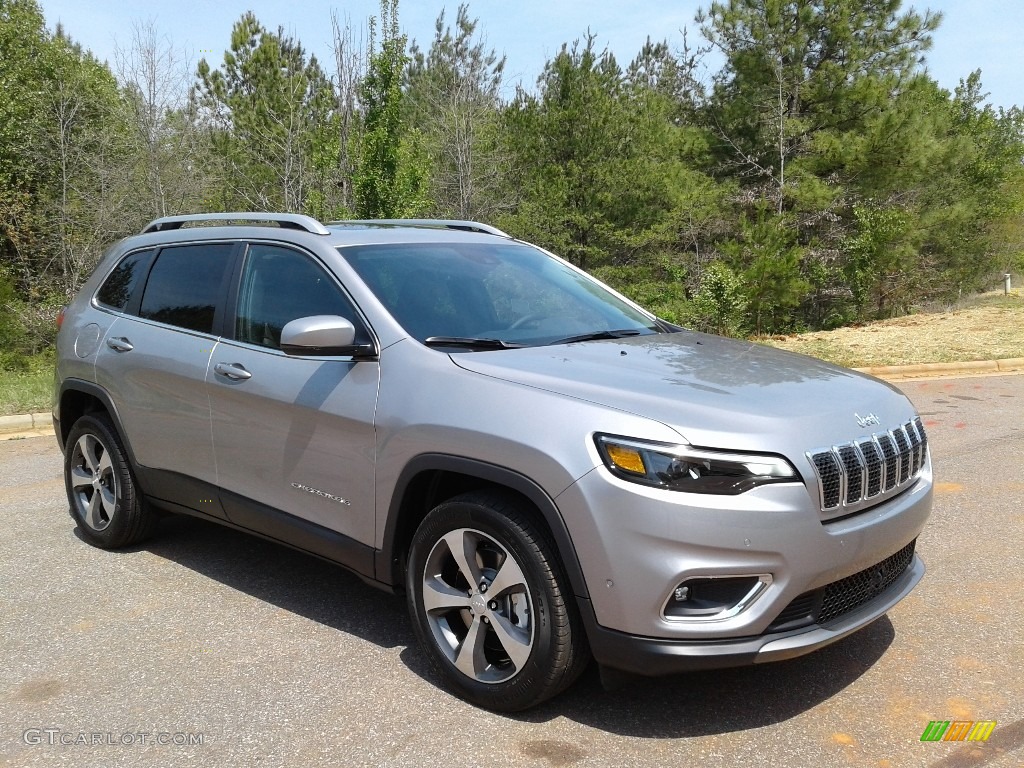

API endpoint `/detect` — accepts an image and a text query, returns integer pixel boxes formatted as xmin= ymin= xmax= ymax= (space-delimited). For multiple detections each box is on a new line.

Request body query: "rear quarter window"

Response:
xmin=95 ymin=249 xmax=155 ymax=311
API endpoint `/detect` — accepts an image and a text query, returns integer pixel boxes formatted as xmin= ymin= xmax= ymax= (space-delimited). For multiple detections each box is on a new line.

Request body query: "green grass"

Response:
xmin=0 ymin=354 xmax=54 ymax=416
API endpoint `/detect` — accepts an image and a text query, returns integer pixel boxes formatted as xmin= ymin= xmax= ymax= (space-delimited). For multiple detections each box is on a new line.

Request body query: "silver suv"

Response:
xmin=54 ymin=213 xmax=933 ymax=711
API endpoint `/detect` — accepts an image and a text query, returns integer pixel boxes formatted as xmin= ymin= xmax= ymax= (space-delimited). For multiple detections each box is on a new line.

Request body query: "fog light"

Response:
xmin=663 ymin=575 xmax=772 ymax=620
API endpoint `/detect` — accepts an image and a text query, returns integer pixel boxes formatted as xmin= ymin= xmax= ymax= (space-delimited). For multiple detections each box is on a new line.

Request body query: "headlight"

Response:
xmin=595 ymin=434 xmax=800 ymax=495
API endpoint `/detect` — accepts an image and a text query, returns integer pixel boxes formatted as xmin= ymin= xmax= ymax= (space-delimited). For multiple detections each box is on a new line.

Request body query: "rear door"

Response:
xmin=94 ymin=242 xmax=236 ymax=496
xmin=207 ymin=242 xmax=380 ymax=547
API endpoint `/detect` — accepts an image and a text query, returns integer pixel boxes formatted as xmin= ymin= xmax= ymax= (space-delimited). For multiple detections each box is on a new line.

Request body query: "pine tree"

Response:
xmin=195 ymin=13 xmax=337 ymax=214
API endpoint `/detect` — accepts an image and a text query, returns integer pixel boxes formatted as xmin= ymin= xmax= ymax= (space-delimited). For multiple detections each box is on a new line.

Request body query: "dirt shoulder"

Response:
xmin=761 ymin=293 xmax=1024 ymax=368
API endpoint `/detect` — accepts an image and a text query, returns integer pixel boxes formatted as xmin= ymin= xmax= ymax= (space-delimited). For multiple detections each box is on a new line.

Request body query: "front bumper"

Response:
xmin=582 ymin=552 xmax=925 ymax=675
xmin=556 ymin=454 xmax=932 ymax=641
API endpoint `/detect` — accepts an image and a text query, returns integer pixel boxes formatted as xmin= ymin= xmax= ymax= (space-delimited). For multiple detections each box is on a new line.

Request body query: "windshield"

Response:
xmin=337 ymin=242 xmax=660 ymax=348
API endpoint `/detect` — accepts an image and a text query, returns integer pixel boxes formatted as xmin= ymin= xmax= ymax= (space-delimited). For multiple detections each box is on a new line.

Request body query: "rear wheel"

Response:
xmin=406 ymin=491 xmax=589 ymax=711
xmin=64 ymin=413 xmax=155 ymax=548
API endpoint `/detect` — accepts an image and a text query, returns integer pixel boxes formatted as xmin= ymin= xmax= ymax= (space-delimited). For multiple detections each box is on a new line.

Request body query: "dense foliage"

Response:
xmin=1 ymin=0 xmax=1022 ymax=359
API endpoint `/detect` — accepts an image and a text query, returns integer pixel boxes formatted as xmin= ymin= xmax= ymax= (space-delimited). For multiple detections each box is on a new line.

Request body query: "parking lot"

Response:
xmin=2 ymin=374 xmax=1022 ymax=768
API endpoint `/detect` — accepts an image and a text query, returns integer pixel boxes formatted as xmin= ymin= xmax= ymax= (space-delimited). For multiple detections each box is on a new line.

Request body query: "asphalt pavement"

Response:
xmin=1 ymin=375 xmax=1022 ymax=768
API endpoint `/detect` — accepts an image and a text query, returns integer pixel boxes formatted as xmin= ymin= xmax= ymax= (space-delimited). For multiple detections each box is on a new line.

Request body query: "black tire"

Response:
xmin=406 ymin=491 xmax=589 ymax=711
xmin=64 ymin=413 xmax=156 ymax=548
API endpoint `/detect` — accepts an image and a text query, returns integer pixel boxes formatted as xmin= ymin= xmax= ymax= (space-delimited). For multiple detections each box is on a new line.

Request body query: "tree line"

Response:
xmin=1 ymin=0 xmax=1022 ymax=364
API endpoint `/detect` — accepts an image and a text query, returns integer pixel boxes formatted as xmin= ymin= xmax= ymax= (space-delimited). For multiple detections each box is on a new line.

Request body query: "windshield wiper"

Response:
xmin=547 ymin=329 xmax=647 ymax=346
xmin=424 ymin=336 xmax=525 ymax=350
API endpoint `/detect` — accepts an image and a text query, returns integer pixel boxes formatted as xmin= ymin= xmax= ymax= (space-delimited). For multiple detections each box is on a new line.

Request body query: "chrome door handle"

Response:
xmin=106 ymin=337 xmax=134 ymax=352
xmin=214 ymin=362 xmax=252 ymax=381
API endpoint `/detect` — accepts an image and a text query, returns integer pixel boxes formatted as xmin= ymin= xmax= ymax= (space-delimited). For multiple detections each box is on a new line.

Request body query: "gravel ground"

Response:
xmin=1 ymin=376 xmax=1022 ymax=768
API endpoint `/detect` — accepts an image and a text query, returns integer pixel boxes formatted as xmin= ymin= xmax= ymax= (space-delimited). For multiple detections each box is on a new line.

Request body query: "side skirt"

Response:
xmin=137 ymin=466 xmax=389 ymax=592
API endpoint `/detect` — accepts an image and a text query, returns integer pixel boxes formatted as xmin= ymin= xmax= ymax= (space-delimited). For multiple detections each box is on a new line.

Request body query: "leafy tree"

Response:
xmin=353 ymin=0 xmax=428 ymax=218
xmin=693 ymin=0 xmax=1015 ymax=326
xmin=835 ymin=73 xmax=1024 ymax=309
xmin=0 ymin=1 xmax=47 ymax=191
xmin=1 ymin=0 xmax=56 ymax=288
xmin=986 ymin=126 xmax=1024 ymax=278
xmin=115 ymin=21 xmax=212 ymax=219
xmin=625 ymin=35 xmax=705 ymax=123
xmin=1 ymin=2 xmax=129 ymax=295
xmin=843 ymin=203 xmax=917 ymax=317
xmin=918 ymin=75 xmax=1024 ymax=296
xmin=721 ymin=209 xmax=808 ymax=334
xmin=405 ymin=5 xmax=507 ymax=220
xmin=499 ymin=38 xmax=629 ymax=270
xmin=502 ymin=37 xmax=723 ymax=274
xmin=41 ymin=30 xmax=134 ymax=293
xmin=687 ymin=261 xmax=748 ymax=336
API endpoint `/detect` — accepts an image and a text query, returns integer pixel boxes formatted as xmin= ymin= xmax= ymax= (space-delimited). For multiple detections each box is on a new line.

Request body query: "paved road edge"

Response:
xmin=0 ymin=411 xmax=54 ymax=441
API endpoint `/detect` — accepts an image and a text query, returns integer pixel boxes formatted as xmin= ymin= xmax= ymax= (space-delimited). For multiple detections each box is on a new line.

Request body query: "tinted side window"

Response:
xmin=235 ymin=244 xmax=367 ymax=350
xmin=139 ymin=244 xmax=234 ymax=333
xmin=96 ymin=249 xmax=154 ymax=311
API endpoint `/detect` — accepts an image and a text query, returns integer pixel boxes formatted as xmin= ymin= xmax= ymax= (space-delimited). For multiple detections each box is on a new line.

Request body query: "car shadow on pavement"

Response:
xmin=98 ymin=512 xmax=895 ymax=738
xmin=395 ymin=615 xmax=897 ymax=737
xmin=509 ymin=617 xmax=896 ymax=737
xmin=88 ymin=513 xmax=419 ymax=657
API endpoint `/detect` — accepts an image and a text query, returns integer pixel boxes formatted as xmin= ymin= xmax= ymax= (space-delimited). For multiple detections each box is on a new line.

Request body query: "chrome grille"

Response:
xmin=811 ymin=451 xmax=842 ymax=509
xmin=837 ymin=445 xmax=863 ymax=504
xmin=878 ymin=433 xmax=898 ymax=490
xmin=857 ymin=438 xmax=883 ymax=498
xmin=914 ymin=417 xmax=928 ymax=467
xmin=807 ymin=420 xmax=928 ymax=517
xmin=892 ymin=427 xmax=911 ymax=481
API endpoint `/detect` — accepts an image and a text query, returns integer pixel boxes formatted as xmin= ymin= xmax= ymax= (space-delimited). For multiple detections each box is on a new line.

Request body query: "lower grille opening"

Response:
xmin=766 ymin=539 xmax=917 ymax=633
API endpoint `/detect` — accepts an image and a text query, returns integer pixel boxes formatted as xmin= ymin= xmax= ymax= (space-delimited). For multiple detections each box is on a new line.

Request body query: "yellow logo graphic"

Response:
xmin=920 ymin=720 xmax=996 ymax=742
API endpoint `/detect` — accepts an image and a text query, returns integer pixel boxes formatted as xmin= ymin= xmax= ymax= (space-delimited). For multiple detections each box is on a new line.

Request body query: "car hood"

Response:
xmin=450 ymin=331 xmax=917 ymax=453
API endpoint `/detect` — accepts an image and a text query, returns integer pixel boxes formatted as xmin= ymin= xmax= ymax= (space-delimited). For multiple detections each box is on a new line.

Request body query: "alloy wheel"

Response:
xmin=69 ymin=433 xmax=117 ymax=532
xmin=421 ymin=527 xmax=535 ymax=684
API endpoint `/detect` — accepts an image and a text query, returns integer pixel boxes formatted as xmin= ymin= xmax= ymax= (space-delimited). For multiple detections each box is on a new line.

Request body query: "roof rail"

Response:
xmin=329 ymin=219 xmax=511 ymax=238
xmin=141 ymin=212 xmax=331 ymax=235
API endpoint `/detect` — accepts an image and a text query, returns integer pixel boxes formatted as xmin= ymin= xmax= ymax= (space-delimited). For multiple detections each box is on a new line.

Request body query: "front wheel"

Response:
xmin=64 ymin=413 xmax=156 ymax=548
xmin=406 ymin=491 xmax=589 ymax=711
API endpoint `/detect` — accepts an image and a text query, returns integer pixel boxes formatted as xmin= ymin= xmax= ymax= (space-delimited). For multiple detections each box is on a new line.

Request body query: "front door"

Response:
xmin=207 ymin=242 xmax=379 ymax=547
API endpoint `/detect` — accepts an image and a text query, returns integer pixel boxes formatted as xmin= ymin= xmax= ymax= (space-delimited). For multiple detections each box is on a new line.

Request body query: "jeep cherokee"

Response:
xmin=54 ymin=213 xmax=933 ymax=711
